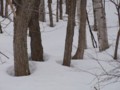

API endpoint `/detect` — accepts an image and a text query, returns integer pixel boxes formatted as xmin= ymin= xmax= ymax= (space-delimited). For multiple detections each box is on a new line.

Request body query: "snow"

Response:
xmin=0 ymin=0 xmax=120 ymax=90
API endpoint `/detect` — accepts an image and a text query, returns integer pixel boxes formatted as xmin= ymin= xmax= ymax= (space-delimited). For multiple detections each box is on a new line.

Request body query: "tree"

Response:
xmin=0 ymin=0 xmax=4 ymax=17
xmin=48 ymin=0 xmax=54 ymax=27
xmin=72 ymin=0 xmax=87 ymax=59
xmin=39 ymin=0 xmax=46 ymax=22
xmin=5 ymin=0 xmax=8 ymax=18
xmin=76 ymin=0 xmax=81 ymax=22
xmin=0 ymin=24 xmax=3 ymax=33
xmin=63 ymin=0 xmax=76 ymax=66
xmin=93 ymin=0 xmax=109 ymax=51
xmin=56 ymin=0 xmax=59 ymax=22
xmin=29 ymin=0 xmax=44 ymax=61
xmin=13 ymin=0 xmax=39 ymax=76
xmin=59 ymin=0 xmax=63 ymax=20
xmin=110 ymin=0 xmax=120 ymax=59
xmin=92 ymin=0 xmax=97 ymax=31
xmin=65 ymin=0 xmax=69 ymax=14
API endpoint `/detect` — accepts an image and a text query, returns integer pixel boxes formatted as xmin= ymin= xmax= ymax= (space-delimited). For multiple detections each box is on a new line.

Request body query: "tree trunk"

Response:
xmin=72 ymin=0 xmax=87 ymax=59
xmin=5 ymin=0 xmax=8 ymax=18
xmin=59 ymin=0 xmax=63 ymax=19
xmin=48 ymin=0 xmax=54 ymax=27
xmin=63 ymin=0 xmax=76 ymax=66
xmin=39 ymin=0 xmax=46 ymax=22
xmin=65 ymin=0 xmax=69 ymax=14
xmin=93 ymin=0 xmax=109 ymax=51
xmin=0 ymin=23 xmax=3 ymax=33
xmin=29 ymin=0 xmax=43 ymax=61
xmin=114 ymin=30 xmax=120 ymax=59
xmin=92 ymin=0 xmax=97 ymax=31
xmin=0 ymin=0 xmax=4 ymax=17
xmin=76 ymin=0 xmax=81 ymax=22
xmin=14 ymin=0 xmax=36 ymax=76
xmin=56 ymin=0 xmax=59 ymax=22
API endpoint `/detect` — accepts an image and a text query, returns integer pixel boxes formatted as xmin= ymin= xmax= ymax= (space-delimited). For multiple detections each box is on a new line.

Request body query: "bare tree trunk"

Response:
xmin=63 ymin=0 xmax=76 ymax=66
xmin=5 ymin=0 xmax=8 ymax=18
xmin=39 ymin=0 xmax=46 ymax=22
xmin=114 ymin=30 xmax=120 ymax=59
xmin=56 ymin=0 xmax=59 ymax=22
xmin=93 ymin=0 xmax=109 ymax=51
xmin=14 ymin=0 xmax=36 ymax=76
xmin=0 ymin=23 xmax=3 ymax=33
xmin=65 ymin=0 xmax=69 ymax=14
xmin=0 ymin=0 xmax=4 ymax=17
xmin=72 ymin=0 xmax=87 ymax=59
xmin=59 ymin=0 xmax=63 ymax=19
xmin=92 ymin=0 xmax=97 ymax=31
xmin=48 ymin=0 xmax=54 ymax=27
xmin=113 ymin=1 xmax=120 ymax=60
xmin=29 ymin=0 xmax=43 ymax=61
xmin=76 ymin=0 xmax=81 ymax=22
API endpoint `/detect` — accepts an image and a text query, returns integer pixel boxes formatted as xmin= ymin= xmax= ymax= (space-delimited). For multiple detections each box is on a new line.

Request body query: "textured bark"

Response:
xmin=93 ymin=0 xmax=109 ymax=51
xmin=48 ymin=0 xmax=54 ymax=27
xmin=72 ymin=0 xmax=87 ymax=59
xmin=63 ymin=0 xmax=76 ymax=66
xmin=39 ymin=0 xmax=46 ymax=22
xmin=14 ymin=0 xmax=36 ymax=76
xmin=29 ymin=0 xmax=43 ymax=61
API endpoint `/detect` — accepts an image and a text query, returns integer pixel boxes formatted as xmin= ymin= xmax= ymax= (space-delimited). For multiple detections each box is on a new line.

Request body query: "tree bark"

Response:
xmin=39 ymin=0 xmax=46 ymax=22
xmin=76 ymin=0 xmax=81 ymax=22
xmin=92 ymin=0 xmax=97 ymax=31
xmin=59 ymin=0 xmax=63 ymax=20
xmin=65 ymin=0 xmax=69 ymax=14
xmin=0 ymin=0 xmax=4 ymax=17
xmin=5 ymin=0 xmax=8 ymax=18
xmin=14 ymin=0 xmax=36 ymax=76
xmin=56 ymin=0 xmax=59 ymax=22
xmin=93 ymin=0 xmax=109 ymax=51
xmin=0 ymin=23 xmax=3 ymax=33
xmin=63 ymin=0 xmax=76 ymax=66
xmin=29 ymin=0 xmax=43 ymax=61
xmin=72 ymin=0 xmax=87 ymax=59
xmin=48 ymin=0 xmax=54 ymax=27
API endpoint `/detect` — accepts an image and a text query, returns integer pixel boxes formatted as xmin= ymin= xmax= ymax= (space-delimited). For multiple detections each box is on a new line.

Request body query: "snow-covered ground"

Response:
xmin=0 ymin=0 xmax=120 ymax=90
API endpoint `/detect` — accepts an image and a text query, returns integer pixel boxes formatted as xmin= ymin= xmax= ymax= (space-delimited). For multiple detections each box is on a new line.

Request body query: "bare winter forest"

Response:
xmin=0 ymin=0 xmax=120 ymax=90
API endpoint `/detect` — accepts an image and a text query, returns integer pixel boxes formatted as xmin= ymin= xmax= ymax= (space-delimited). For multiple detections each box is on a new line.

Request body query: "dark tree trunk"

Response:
xmin=92 ymin=0 xmax=97 ymax=31
xmin=65 ymin=0 xmax=69 ymax=14
xmin=114 ymin=30 xmax=120 ymax=59
xmin=0 ymin=23 xmax=3 ymax=33
xmin=5 ymin=0 xmax=8 ymax=18
xmin=59 ymin=0 xmax=63 ymax=19
xmin=56 ymin=0 xmax=59 ymax=22
xmin=29 ymin=0 xmax=43 ymax=61
xmin=14 ymin=0 xmax=36 ymax=76
xmin=39 ymin=0 xmax=46 ymax=22
xmin=48 ymin=0 xmax=54 ymax=27
xmin=0 ymin=0 xmax=4 ymax=17
xmin=72 ymin=0 xmax=87 ymax=59
xmin=63 ymin=0 xmax=76 ymax=66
